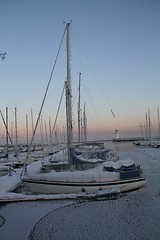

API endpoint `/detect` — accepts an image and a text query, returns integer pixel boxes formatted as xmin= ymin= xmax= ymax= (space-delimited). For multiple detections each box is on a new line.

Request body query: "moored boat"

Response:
xmin=22 ymin=159 xmax=145 ymax=194
xmin=21 ymin=23 xmax=145 ymax=195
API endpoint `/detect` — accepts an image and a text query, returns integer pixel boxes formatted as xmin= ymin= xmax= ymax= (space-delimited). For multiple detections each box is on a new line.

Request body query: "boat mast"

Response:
xmin=15 ymin=107 xmax=18 ymax=157
xmin=26 ymin=115 xmax=29 ymax=151
xmin=78 ymin=73 xmax=81 ymax=148
xmin=145 ymin=112 xmax=148 ymax=140
xmin=148 ymin=109 xmax=151 ymax=144
xmin=83 ymin=102 xmax=87 ymax=142
xmin=6 ymin=107 xmax=9 ymax=159
xmin=65 ymin=22 xmax=74 ymax=170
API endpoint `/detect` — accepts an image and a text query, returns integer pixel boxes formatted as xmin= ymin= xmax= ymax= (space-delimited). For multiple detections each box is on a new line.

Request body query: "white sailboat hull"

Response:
xmin=22 ymin=159 xmax=146 ymax=195
xmin=23 ymin=177 xmax=145 ymax=194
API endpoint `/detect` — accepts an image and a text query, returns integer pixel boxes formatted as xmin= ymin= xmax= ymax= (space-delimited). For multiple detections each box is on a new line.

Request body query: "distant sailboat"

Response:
xmin=21 ymin=23 xmax=145 ymax=194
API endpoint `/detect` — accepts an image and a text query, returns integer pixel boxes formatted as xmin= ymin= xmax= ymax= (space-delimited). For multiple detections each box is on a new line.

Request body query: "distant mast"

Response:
xmin=65 ymin=22 xmax=73 ymax=170
xmin=15 ymin=107 xmax=18 ymax=157
xmin=83 ymin=103 xmax=87 ymax=142
xmin=148 ymin=109 xmax=151 ymax=143
xmin=6 ymin=107 xmax=9 ymax=159
xmin=26 ymin=115 xmax=29 ymax=149
xmin=145 ymin=112 xmax=148 ymax=140
xmin=78 ymin=73 xmax=81 ymax=148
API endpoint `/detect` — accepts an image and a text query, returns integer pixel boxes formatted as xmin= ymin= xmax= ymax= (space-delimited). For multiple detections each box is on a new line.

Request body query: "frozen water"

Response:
xmin=27 ymin=144 xmax=160 ymax=240
xmin=0 ymin=200 xmax=74 ymax=240
xmin=0 ymin=142 xmax=160 ymax=240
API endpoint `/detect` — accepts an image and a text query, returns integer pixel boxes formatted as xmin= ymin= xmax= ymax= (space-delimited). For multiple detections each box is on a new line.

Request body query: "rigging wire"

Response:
xmin=51 ymin=83 xmax=65 ymax=137
xmin=72 ymin=28 xmax=115 ymax=114
xmin=72 ymin=27 xmax=123 ymax=133
xmin=71 ymin=33 xmax=106 ymax=133
xmin=71 ymin=30 xmax=113 ymax=135
xmin=21 ymin=25 xmax=67 ymax=176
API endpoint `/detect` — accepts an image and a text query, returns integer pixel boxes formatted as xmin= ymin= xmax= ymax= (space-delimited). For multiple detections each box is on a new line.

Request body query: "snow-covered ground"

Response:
xmin=0 ymin=142 xmax=160 ymax=239
xmin=0 ymin=200 xmax=74 ymax=240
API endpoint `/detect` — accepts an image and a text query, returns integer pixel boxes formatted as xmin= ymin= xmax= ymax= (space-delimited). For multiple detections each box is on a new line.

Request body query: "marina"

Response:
xmin=1 ymin=1 xmax=160 ymax=239
xmin=0 ymin=142 xmax=160 ymax=239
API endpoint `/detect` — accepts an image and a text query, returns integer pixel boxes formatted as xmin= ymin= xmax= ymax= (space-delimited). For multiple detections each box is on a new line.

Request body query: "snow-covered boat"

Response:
xmin=22 ymin=158 xmax=145 ymax=194
xmin=0 ymin=164 xmax=9 ymax=176
xmin=21 ymin=23 xmax=145 ymax=195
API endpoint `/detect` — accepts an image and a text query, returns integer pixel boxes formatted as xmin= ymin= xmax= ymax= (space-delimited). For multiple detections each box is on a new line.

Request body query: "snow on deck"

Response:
xmin=0 ymin=163 xmax=96 ymax=202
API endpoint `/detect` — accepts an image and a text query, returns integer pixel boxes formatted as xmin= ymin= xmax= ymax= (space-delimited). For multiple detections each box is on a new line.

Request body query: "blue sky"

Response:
xmin=0 ymin=0 xmax=160 ymax=142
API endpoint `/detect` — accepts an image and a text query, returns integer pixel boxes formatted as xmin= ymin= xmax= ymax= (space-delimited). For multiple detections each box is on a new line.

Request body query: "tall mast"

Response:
xmin=26 ymin=115 xmax=29 ymax=150
xmin=78 ymin=73 xmax=81 ymax=148
xmin=80 ymin=109 xmax=83 ymax=142
xmin=148 ymin=109 xmax=151 ymax=143
xmin=145 ymin=112 xmax=148 ymax=140
xmin=65 ymin=22 xmax=73 ymax=170
xmin=15 ymin=107 xmax=18 ymax=157
xmin=83 ymin=102 xmax=87 ymax=142
xmin=6 ymin=107 xmax=9 ymax=159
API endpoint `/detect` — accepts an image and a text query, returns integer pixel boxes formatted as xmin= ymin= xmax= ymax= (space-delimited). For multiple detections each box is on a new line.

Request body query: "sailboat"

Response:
xmin=21 ymin=23 xmax=145 ymax=194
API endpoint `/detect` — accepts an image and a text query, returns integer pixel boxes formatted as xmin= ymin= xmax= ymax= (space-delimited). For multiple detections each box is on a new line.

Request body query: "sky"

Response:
xmin=0 ymin=0 xmax=160 ymax=143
